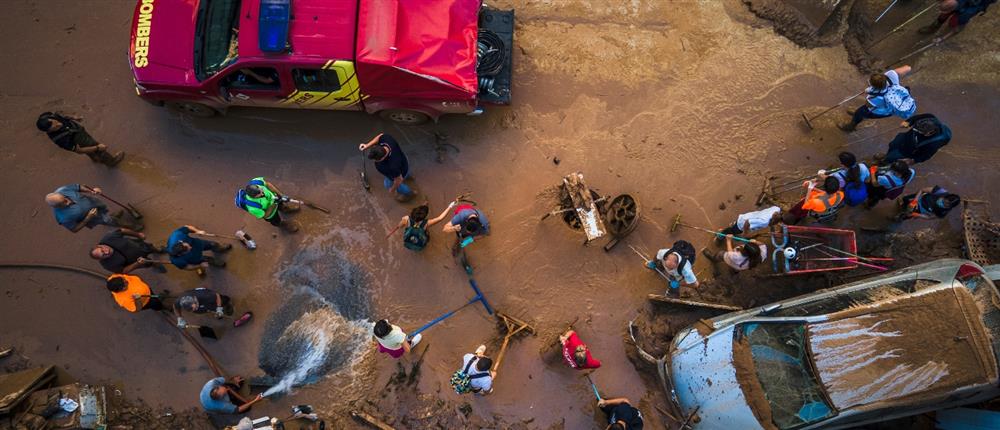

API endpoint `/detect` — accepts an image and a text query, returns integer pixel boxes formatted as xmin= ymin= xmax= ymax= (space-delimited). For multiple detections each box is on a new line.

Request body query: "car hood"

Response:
xmin=671 ymin=326 xmax=765 ymax=430
xmin=130 ymin=0 xmax=199 ymax=85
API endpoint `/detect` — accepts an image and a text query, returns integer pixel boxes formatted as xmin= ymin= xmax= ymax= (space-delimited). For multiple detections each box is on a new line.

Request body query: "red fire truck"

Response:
xmin=129 ymin=0 xmax=513 ymax=124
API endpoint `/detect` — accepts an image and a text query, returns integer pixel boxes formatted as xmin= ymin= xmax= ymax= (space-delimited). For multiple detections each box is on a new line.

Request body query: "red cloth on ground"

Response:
xmin=561 ymin=332 xmax=602 ymax=369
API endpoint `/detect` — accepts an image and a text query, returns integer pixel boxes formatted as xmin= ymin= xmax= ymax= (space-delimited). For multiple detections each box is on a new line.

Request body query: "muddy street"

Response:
xmin=2 ymin=0 xmax=999 ymax=429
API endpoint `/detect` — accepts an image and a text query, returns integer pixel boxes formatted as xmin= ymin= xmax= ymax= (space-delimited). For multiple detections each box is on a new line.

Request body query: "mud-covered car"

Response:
xmin=659 ymin=259 xmax=1000 ymax=430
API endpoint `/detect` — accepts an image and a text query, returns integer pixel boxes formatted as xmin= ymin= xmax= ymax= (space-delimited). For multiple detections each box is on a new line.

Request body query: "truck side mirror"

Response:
xmin=761 ymin=303 xmax=782 ymax=314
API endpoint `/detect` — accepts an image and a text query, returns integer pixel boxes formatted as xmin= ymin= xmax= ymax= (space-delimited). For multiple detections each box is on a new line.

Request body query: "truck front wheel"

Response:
xmin=379 ymin=109 xmax=429 ymax=125
xmin=165 ymin=101 xmax=218 ymax=118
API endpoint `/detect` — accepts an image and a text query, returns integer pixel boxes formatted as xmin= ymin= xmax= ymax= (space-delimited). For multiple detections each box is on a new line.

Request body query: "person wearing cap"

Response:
xmin=166 ymin=225 xmax=232 ymax=275
xmin=105 ymin=274 xmax=162 ymax=313
xmin=173 ymin=287 xmax=240 ymax=328
xmin=882 ymin=114 xmax=952 ymax=165
xmin=559 ymin=329 xmax=602 ymax=370
xmin=45 ymin=184 xmax=133 ymax=233
xmin=359 ymin=133 xmax=416 ymax=202
xmin=234 ymin=176 xmax=301 ymax=233
xmin=36 ymin=112 xmax=124 ymax=167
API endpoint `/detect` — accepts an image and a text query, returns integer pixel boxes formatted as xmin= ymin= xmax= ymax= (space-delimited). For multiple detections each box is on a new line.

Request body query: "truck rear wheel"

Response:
xmin=165 ymin=101 xmax=218 ymax=118
xmin=379 ymin=109 xmax=429 ymax=125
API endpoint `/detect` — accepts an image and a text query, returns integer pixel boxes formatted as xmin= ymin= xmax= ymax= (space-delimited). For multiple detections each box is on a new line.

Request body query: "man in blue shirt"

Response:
xmin=200 ymin=376 xmax=264 ymax=414
xmin=45 ymin=184 xmax=132 ymax=233
xmin=359 ymin=133 xmax=415 ymax=202
xmin=167 ymin=225 xmax=231 ymax=275
xmin=883 ymin=114 xmax=951 ymax=164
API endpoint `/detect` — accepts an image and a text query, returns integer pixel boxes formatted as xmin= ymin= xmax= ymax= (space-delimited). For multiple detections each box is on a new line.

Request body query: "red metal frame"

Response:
xmin=777 ymin=225 xmax=858 ymax=275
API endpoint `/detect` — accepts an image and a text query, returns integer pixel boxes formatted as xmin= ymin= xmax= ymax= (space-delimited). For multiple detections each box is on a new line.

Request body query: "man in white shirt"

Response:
xmin=459 ymin=344 xmax=495 ymax=394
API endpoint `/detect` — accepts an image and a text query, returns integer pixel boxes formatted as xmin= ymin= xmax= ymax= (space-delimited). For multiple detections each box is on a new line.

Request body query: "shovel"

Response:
xmin=95 ymin=191 xmax=143 ymax=220
xmin=192 ymin=231 xmax=256 ymax=250
xmin=360 ymin=156 xmax=371 ymax=192
xmin=285 ymin=197 xmax=331 ymax=214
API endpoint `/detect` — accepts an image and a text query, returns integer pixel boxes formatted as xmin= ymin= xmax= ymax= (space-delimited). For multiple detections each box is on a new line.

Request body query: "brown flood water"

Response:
xmin=1 ymin=0 xmax=998 ymax=428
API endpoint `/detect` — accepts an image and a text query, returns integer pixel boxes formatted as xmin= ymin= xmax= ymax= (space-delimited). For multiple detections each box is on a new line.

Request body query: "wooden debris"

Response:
xmin=647 ymin=294 xmax=742 ymax=311
xmin=351 ymin=410 xmax=395 ymax=430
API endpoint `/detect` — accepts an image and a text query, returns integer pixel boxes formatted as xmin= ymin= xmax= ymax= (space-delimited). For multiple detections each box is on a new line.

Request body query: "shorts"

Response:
xmin=377 ymin=343 xmax=405 ymax=358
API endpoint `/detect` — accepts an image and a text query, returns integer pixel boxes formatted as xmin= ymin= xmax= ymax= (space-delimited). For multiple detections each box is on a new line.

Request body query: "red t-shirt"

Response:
xmin=562 ymin=332 xmax=602 ymax=369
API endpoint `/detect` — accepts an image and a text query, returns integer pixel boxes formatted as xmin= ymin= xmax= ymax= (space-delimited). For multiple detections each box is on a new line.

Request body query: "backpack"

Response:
xmin=663 ymin=240 xmax=696 ymax=272
xmin=402 ymin=219 xmax=429 ymax=251
xmin=884 ymin=85 xmax=916 ymax=119
xmin=450 ymin=358 xmax=489 ymax=394
xmin=843 ymin=181 xmax=868 ymax=207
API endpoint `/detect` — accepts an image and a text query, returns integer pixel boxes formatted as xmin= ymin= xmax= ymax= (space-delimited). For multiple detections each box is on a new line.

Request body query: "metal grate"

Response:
xmin=963 ymin=202 xmax=1000 ymax=266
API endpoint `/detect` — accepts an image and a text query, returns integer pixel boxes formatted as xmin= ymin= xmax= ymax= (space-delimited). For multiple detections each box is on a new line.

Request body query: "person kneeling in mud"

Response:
xmin=387 ymin=202 xmax=455 ymax=251
xmin=893 ymin=185 xmax=961 ymax=222
xmin=372 ymin=319 xmax=422 ymax=359
xmin=646 ymin=240 xmax=699 ymax=296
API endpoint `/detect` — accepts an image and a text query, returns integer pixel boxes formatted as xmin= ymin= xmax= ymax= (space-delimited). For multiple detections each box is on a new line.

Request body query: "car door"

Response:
xmin=217 ymin=65 xmax=292 ymax=107
xmin=281 ymin=60 xmax=363 ymax=111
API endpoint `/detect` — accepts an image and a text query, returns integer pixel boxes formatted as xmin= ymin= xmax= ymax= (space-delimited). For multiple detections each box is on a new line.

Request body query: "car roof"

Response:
xmin=807 ymin=285 xmax=998 ymax=411
xmin=239 ymin=0 xmax=357 ymax=61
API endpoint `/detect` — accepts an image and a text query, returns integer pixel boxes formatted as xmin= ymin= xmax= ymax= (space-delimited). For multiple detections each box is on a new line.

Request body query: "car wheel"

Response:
xmin=165 ymin=101 xmax=218 ymax=118
xmin=379 ymin=109 xmax=430 ymax=125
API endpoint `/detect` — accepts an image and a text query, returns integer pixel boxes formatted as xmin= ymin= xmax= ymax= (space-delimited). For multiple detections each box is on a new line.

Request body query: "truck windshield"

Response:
xmin=195 ymin=0 xmax=242 ymax=79
xmin=740 ymin=323 xmax=834 ymax=429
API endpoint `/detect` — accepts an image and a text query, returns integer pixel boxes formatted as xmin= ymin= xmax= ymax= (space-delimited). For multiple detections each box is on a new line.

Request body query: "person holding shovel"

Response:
xmin=647 ymin=240 xmax=699 ymax=296
xmin=559 ymin=329 xmax=602 ymax=370
xmin=359 ymin=133 xmax=416 ymax=202
xmin=36 ymin=112 xmax=124 ymax=167
xmin=90 ymin=228 xmax=166 ymax=273
xmin=372 ymin=319 xmax=422 ymax=358
xmin=919 ymin=0 xmax=996 ymax=36
xmin=234 ymin=177 xmax=301 ymax=233
xmin=839 ymin=65 xmax=915 ymax=132
xmin=173 ymin=288 xmax=249 ymax=329
xmin=599 ymin=397 xmax=644 ymax=430
xmin=105 ymin=274 xmax=162 ymax=312
xmin=167 ymin=225 xmax=232 ymax=275
xmin=200 ymin=376 xmax=264 ymax=414
xmin=45 ymin=184 xmax=137 ymax=233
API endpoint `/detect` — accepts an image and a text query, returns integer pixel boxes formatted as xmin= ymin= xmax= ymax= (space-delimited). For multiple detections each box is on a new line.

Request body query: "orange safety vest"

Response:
xmin=107 ymin=274 xmax=151 ymax=312
xmin=803 ymin=190 xmax=844 ymax=215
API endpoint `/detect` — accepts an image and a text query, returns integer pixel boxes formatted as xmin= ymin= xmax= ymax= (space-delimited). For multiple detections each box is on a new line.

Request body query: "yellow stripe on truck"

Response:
xmin=282 ymin=60 xmax=364 ymax=109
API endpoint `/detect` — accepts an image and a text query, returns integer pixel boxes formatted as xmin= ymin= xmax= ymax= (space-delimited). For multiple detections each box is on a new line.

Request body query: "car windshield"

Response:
xmin=195 ymin=0 xmax=242 ymax=78
xmin=740 ymin=322 xmax=834 ymax=429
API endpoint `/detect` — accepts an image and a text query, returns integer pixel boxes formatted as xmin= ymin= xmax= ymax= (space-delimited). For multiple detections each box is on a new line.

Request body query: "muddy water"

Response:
xmin=1 ymin=0 xmax=998 ymax=428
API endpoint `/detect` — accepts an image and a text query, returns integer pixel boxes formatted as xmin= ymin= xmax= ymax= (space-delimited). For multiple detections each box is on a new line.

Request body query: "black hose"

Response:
xmin=0 ymin=263 xmax=108 ymax=280
xmin=477 ymin=29 xmax=505 ymax=76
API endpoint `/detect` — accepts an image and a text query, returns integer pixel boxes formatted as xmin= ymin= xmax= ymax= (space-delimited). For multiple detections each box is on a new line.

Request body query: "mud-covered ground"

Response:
xmin=2 ymin=1 xmax=999 ymax=429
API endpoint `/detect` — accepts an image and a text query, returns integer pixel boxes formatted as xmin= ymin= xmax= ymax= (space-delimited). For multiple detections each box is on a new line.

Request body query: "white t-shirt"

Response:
xmin=723 ymin=244 xmax=768 ymax=271
xmin=735 ymin=206 xmax=780 ymax=232
xmin=656 ymin=249 xmax=697 ymax=284
xmin=375 ymin=324 xmax=406 ymax=350
xmin=461 ymin=353 xmax=493 ymax=392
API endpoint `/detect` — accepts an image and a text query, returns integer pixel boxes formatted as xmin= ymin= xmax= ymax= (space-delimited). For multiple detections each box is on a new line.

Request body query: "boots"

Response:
xmin=838 ymin=121 xmax=857 ymax=132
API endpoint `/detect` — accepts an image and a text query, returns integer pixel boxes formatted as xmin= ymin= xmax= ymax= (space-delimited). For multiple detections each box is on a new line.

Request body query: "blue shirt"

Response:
xmin=373 ymin=134 xmax=409 ymax=179
xmin=876 ymin=168 xmax=915 ymax=190
xmin=167 ymin=226 xmax=207 ymax=268
xmin=832 ymin=163 xmax=870 ymax=188
xmin=200 ymin=377 xmax=237 ymax=413
xmin=451 ymin=207 xmax=490 ymax=236
xmin=52 ymin=184 xmax=104 ymax=230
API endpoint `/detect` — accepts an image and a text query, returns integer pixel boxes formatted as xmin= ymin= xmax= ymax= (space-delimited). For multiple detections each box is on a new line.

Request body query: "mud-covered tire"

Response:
xmin=165 ymin=101 xmax=218 ymax=118
xmin=379 ymin=109 xmax=430 ymax=125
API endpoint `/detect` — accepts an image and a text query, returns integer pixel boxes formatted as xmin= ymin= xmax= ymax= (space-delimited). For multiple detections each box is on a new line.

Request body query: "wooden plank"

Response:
xmin=351 ymin=410 xmax=396 ymax=430
xmin=647 ymin=294 xmax=742 ymax=311
xmin=563 ymin=173 xmax=606 ymax=241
